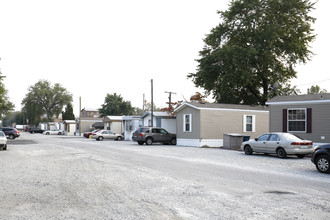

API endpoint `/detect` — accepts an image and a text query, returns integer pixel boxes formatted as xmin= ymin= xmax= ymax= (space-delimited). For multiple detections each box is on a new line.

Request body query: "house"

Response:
xmin=266 ymin=93 xmax=330 ymax=145
xmin=63 ymin=120 xmax=76 ymax=135
xmin=80 ymin=108 xmax=103 ymax=133
xmin=140 ymin=111 xmax=176 ymax=134
xmin=103 ymin=116 xmax=124 ymax=134
xmin=122 ymin=116 xmax=141 ymax=141
xmin=174 ymin=102 xmax=269 ymax=147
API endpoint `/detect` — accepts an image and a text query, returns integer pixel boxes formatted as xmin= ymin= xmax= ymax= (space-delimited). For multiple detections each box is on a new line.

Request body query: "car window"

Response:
xmin=152 ymin=129 xmax=160 ymax=133
xmin=159 ymin=129 xmax=167 ymax=134
xmin=269 ymin=134 xmax=280 ymax=141
xmin=101 ymin=131 xmax=107 ymax=134
xmin=109 ymin=131 xmax=114 ymax=134
xmin=0 ymin=132 xmax=4 ymax=137
xmin=137 ymin=128 xmax=149 ymax=133
xmin=258 ymin=134 xmax=270 ymax=141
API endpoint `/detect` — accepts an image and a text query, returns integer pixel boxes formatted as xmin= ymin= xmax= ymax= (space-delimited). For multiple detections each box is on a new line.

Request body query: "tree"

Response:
xmin=62 ymin=103 xmax=75 ymax=120
xmin=307 ymin=85 xmax=327 ymax=94
xmin=188 ymin=0 xmax=315 ymax=105
xmin=0 ymin=68 xmax=14 ymax=119
xmin=99 ymin=93 xmax=134 ymax=117
xmin=190 ymin=92 xmax=208 ymax=103
xmin=22 ymin=80 xmax=72 ymax=121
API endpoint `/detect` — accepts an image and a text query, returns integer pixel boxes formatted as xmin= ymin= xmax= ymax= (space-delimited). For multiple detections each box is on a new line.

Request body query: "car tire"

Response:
xmin=297 ymin=154 xmax=305 ymax=159
xmin=138 ymin=141 xmax=144 ymax=145
xmin=316 ymin=155 xmax=330 ymax=174
xmin=9 ymin=134 xmax=15 ymax=140
xmin=98 ymin=136 xmax=104 ymax=141
xmin=146 ymin=137 xmax=153 ymax=145
xmin=276 ymin=147 xmax=287 ymax=159
xmin=58 ymin=132 xmax=62 ymax=135
xmin=244 ymin=145 xmax=253 ymax=155
xmin=170 ymin=138 xmax=176 ymax=145
xmin=46 ymin=132 xmax=50 ymax=135
xmin=116 ymin=136 xmax=123 ymax=141
xmin=3 ymin=144 xmax=7 ymax=150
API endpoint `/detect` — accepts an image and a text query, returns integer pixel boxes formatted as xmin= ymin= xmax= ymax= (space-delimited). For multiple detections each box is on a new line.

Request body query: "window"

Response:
xmin=288 ymin=109 xmax=306 ymax=132
xmin=269 ymin=134 xmax=280 ymax=141
xmin=258 ymin=134 xmax=270 ymax=141
xmin=243 ymin=115 xmax=255 ymax=132
xmin=183 ymin=114 xmax=192 ymax=132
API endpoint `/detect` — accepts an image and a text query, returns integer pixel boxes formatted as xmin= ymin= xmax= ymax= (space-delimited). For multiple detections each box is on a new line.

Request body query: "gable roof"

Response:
xmin=266 ymin=93 xmax=330 ymax=105
xmin=140 ymin=111 xmax=175 ymax=119
xmin=174 ymin=102 xmax=268 ymax=113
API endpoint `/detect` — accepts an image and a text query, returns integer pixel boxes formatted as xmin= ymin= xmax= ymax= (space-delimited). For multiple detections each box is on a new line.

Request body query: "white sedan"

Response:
xmin=0 ymin=131 xmax=8 ymax=151
xmin=241 ymin=132 xmax=313 ymax=158
xmin=91 ymin=130 xmax=123 ymax=141
xmin=43 ymin=129 xmax=63 ymax=135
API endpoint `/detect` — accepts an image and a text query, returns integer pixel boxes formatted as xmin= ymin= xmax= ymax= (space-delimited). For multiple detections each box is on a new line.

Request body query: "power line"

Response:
xmin=294 ymin=78 xmax=330 ymax=87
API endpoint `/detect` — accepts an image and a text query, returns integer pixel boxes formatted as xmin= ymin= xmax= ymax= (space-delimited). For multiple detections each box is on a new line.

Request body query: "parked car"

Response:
xmin=0 ymin=127 xmax=20 ymax=139
xmin=241 ymin=132 xmax=313 ymax=158
xmin=28 ymin=127 xmax=44 ymax=134
xmin=43 ymin=129 xmax=63 ymax=135
xmin=83 ymin=129 xmax=99 ymax=138
xmin=0 ymin=131 xmax=8 ymax=150
xmin=91 ymin=130 xmax=123 ymax=141
xmin=311 ymin=144 xmax=330 ymax=174
xmin=132 ymin=127 xmax=176 ymax=145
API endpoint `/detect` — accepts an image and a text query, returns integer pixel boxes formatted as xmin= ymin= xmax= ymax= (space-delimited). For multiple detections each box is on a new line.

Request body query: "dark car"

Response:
xmin=132 ymin=127 xmax=176 ymax=145
xmin=0 ymin=127 xmax=20 ymax=139
xmin=311 ymin=144 xmax=330 ymax=174
xmin=28 ymin=127 xmax=44 ymax=134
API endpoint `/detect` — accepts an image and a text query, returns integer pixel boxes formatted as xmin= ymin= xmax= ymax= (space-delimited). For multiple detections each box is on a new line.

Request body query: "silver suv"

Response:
xmin=132 ymin=127 xmax=176 ymax=145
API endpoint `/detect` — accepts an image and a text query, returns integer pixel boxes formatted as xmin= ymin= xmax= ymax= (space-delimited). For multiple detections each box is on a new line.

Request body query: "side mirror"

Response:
xmin=254 ymin=138 xmax=258 ymax=141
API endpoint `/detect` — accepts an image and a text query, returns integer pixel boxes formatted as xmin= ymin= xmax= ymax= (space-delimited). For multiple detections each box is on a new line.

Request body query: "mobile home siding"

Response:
xmin=200 ymin=109 xmax=269 ymax=139
xmin=269 ymin=103 xmax=330 ymax=143
xmin=176 ymin=106 xmax=200 ymax=139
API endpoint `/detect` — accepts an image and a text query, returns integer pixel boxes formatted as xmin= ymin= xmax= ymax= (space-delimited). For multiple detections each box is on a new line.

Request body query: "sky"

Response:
xmin=0 ymin=0 xmax=329 ymax=116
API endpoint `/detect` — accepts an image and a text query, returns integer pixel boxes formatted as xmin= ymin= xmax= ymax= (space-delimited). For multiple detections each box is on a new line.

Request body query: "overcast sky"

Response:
xmin=1 ymin=0 xmax=329 ymax=116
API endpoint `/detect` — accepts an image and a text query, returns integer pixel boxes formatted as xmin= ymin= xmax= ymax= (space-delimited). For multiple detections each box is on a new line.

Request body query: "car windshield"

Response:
xmin=0 ymin=132 xmax=4 ymax=137
xmin=281 ymin=133 xmax=304 ymax=141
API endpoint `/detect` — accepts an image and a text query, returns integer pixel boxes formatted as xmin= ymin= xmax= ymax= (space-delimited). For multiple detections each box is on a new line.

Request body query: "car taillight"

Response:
xmin=15 ymin=131 xmax=19 ymax=134
xmin=139 ymin=133 xmax=143 ymax=137
xmin=291 ymin=142 xmax=312 ymax=145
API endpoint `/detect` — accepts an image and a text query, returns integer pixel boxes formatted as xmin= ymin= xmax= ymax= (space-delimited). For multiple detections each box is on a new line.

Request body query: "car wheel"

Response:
xmin=98 ymin=136 xmax=104 ymax=141
xmin=170 ymin=138 xmax=176 ymax=145
xmin=244 ymin=145 xmax=253 ymax=155
xmin=58 ymin=132 xmax=62 ymax=135
xmin=276 ymin=147 xmax=287 ymax=159
xmin=9 ymin=134 xmax=15 ymax=140
xmin=316 ymin=155 xmax=330 ymax=174
xmin=116 ymin=136 xmax=123 ymax=141
xmin=3 ymin=144 xmax=7 ymax=150
xmin=46 ymin=132 xmax=50 ymax=135
xmin=146 ymin=137 xmax=153 ymax=145
xmin=297 ymin=154 xmax=305 ymax=159
xmin=138 ymin=141 xmax=144 ymax=145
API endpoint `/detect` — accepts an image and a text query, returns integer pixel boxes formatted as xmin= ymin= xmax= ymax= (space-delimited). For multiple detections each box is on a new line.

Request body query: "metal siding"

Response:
xmin=269 ymin=103 xmax=330 ymax=143
xmin=176 ymin=106 xmax=200 ymax=139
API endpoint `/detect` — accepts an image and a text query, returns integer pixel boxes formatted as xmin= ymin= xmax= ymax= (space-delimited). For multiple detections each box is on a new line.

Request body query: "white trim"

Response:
xmin=177 ymin=138 xmax=223 ymax=147
xmin=287 ymin=108 xmax=307 ymax=133
xmin=266 ymin=99 xmax=330 ymax=105
xmin=183 ymin=114 xmax=192 ymax=132
xmin=243 ymin=115 xmax=256 ymax=132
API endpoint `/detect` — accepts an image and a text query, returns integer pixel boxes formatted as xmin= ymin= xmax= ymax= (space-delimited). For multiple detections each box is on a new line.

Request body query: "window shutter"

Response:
xmin=307 ymin=108 xmax=312 ymax=133
xmin=252 ymin=115 xmax=256 ymax=132
xmin=282 ymin=109 xmax=287 ymax=132
xmin=243 ymin=115 xmax=247 ymax=132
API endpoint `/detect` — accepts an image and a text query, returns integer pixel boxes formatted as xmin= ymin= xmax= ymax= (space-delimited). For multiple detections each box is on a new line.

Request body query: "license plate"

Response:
xmin=301 ymin=146 xmax=308 ymax=149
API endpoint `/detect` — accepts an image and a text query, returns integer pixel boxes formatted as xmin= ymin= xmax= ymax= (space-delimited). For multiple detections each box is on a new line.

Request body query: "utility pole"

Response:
xmin=142 ymin=93 xmax=145 ymax=113
xmin=151 ymin=79 xmax=153 ymax=127
xmin=165 ymin=91 xmax=176 ymax=109
xmin=79 ymin=96 xmax=81 ymax=136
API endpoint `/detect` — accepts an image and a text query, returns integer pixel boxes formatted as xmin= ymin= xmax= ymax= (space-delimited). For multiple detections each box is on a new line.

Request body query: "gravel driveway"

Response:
xmin=0 ymin=133 xmax=329 ymax=219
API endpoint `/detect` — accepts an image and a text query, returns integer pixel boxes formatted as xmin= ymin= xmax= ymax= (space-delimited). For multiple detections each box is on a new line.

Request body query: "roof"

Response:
xmin=266 ymin=93 xmax=330 ymax=105
xmin=92 ymin=122 xmax=104 ymax=127
xmin=81 ymin=108 xmax=99 ymax=112
xmin=104 ymin=116 xmax=124 ymax=121
xmin=174 ymin=102 xmax=268 ymax=112
xmin=140 ymin=111 xmax=175 ymax=119
xmin=122 ymin=115 xmax=141 ymax=120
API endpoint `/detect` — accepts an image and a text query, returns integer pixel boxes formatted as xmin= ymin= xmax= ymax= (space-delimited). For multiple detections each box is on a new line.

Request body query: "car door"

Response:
xmin=266 ymin=134 xmax=281 ymax=153
xmin=108 ymin=131 xmax=116 ymax=139
xmin=151 ymin=128 xmax=162 ymax=142
xmin=159 ymin=129 xmax=170 ymax=142
xmin=253 ymin=134 xmax=271 ymax=152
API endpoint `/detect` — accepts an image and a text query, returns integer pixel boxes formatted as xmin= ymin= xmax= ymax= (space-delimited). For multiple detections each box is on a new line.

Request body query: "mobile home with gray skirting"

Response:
xmin=174 ymin=102 xmax=269 ymax=147
xmin=266 ymin=93 xmax=330 ymax=145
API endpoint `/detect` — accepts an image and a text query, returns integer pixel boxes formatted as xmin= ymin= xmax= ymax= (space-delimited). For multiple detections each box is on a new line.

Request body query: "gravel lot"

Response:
xmin=0 ymin=132 xmax=329 ymax=220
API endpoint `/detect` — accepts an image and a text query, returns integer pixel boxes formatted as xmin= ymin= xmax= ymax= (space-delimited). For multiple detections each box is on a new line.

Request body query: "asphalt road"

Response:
xmin=0 ymin=133 xmax=329 ymax=220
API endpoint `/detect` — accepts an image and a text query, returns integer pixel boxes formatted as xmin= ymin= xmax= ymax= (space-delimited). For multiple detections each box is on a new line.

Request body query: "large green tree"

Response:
xmin=22 ymin=80 xmax=72 ymax=121
xmin=62 ymin=103 xmax=75 ymax=120
xmin=0 ymin=69 xmax=14 ymax=118
xmin=307 ymin=85 xmax=327 ymax=94
xmin=188 ymin=0 xmax=316 ymax=105
xmin=99 ymin=93 xmax=134 ymax=117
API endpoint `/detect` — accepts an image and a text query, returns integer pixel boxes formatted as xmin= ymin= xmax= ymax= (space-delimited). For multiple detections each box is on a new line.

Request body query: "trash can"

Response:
xmin=223 ymin=133 xmax=244 ymax=150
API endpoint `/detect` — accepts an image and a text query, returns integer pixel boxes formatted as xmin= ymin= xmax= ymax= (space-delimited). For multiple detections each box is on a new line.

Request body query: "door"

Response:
xmin=151 ymin=128 xmax=162 ymax=142
xmin=265 ymin=134 xmax=281 ymax=153
xmin=159 ymin=128 xmax=170 ymax=142
xmin=253 ymin=134 xmax=271 ymax=152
